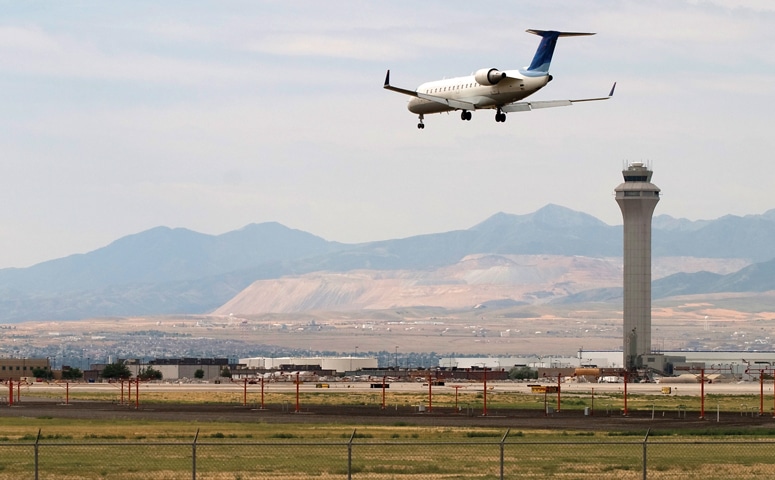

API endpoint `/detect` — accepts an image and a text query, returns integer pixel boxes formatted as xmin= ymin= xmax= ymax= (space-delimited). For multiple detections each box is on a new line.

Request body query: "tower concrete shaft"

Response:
xmin=615 ymin=163 xmax=660 ymax=370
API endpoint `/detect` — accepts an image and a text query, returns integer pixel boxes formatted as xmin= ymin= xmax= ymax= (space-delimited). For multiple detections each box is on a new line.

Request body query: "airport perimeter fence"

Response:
xmin=1 ymin=430 xmax=775 ymax=479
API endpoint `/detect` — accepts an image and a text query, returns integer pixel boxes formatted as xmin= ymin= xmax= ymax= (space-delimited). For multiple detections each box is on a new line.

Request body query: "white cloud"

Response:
xmin=246 ymin=33 xmax=410 ymax=61
xmin=0 ymin=1 xmax=774 ymax=268
xmin=0 ymin=25 xmax=62 ymax=51
xmin=691 ymin=0 xmax=775 ymax=11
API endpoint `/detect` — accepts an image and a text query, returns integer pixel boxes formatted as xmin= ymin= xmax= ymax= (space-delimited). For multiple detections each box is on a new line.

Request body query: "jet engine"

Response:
xmin=474 ymin=68 xmax=506 ymax=86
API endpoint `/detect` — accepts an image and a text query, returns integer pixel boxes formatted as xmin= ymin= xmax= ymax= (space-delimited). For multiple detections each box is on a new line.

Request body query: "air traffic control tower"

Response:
xmin=615 ymin=162 xmax=660 ymax=370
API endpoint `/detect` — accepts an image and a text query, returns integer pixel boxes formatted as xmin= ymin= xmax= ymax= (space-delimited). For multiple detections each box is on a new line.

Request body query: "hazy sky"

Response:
xmin=1 ymin=1 xmax=774 ymax=268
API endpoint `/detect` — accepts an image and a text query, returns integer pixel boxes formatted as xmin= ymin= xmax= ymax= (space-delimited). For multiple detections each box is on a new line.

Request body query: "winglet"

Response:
xmin=383 ymin=70 xmax=420 ymax=97
xmin=609 ymin=82 xmax=617 ymax=97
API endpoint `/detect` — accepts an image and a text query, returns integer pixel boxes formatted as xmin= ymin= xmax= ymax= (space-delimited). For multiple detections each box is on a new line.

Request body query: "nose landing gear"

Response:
xmin=417 ymin=114 xmax=425 ymax=129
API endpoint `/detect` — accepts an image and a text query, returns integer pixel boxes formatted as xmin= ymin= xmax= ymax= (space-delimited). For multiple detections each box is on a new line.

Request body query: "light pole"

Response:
xmin=482 ymin=364 xmax=488 ymax=417
xmin=394 ymin=346 xmax=399 ymax=371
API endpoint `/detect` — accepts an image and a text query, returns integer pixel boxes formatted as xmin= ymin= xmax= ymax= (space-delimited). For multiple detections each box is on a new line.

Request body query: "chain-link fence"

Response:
xmin=1 ymin=430 xmax=774 ymax=479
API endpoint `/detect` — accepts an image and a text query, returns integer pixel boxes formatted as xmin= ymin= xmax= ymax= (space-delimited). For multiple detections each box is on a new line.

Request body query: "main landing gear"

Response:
xmin=460 ymin=110 xmax=472 ymax=121
xmin=417 ymin=114 xmax=425 ymax=129
xmin=495 ymin=108 xmax=506 ymax=123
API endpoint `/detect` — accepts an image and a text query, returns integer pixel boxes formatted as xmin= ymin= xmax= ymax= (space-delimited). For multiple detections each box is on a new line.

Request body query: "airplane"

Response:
xmin=383 ymin=29 xmax=615 ymax=129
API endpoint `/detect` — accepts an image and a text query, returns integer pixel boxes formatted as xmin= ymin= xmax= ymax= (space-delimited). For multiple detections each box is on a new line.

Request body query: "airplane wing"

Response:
xmin=416 ymin=92 xmax=477 ymax=110
xmin=502 ymin=82 xmax=616 ymax=113
xmin=383 ymin=70 xmax=477 ymax=110
xmin=382 ymin=70 xmax=417 ymax=97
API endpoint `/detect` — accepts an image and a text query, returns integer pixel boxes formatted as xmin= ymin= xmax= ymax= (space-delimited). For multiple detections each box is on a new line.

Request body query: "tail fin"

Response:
xmin=525 ymin=29 xmax=595 ymax=73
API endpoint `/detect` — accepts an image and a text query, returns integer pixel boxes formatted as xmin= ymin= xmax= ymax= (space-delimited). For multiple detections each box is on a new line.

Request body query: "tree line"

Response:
xmin=31 ymin=361 xmax=165 ymax=381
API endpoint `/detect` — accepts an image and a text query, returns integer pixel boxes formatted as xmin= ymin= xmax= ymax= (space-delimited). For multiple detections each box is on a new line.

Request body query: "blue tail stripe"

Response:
xmin=527 ymin=31 xmax=560 ymax=72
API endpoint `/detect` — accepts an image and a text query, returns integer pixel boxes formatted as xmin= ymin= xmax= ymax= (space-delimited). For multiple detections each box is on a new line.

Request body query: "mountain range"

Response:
xmin=1 ymin=204 xmax=774 ymax=322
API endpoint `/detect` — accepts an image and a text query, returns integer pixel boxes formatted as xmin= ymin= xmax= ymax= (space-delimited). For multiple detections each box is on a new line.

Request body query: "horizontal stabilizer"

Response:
xmin=526 ymin=29 xmax=595 ymax=37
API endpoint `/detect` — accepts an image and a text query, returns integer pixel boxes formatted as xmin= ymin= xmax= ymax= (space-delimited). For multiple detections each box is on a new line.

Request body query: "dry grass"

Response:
xmin=22 ymin=387 xmax=773 ymax=417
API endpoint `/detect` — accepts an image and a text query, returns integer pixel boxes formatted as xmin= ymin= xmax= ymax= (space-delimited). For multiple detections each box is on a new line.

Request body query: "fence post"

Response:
xmin=192 ymin=428 xmax=199 ymax=480
xmin=642 ymin=428 xmax=650 ymax=480
xmin=348 ymin=429 xmax=356 ymax=480
xmin=34 ymin=428 xmax=41 ymax=480
xmin=500 ymin=429 xmax=510 ymax=480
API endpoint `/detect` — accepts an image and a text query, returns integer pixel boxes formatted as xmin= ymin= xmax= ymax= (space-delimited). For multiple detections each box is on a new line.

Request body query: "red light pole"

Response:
xmin=295 ymin=372 xmax=300 ymax=413
xmin=381 ymin=375 xmax=387 ymax=410
xmin=686 ymin=364 xmax=733 ymax=419
xmin=760 ymin=372 xmax=765 ymax=416
xmin=427 ymin=373 xmax=433 ymax=413
xmin=700 ymin=369 xmax=706 ymax=420
xmin=482 ymin=367 xmax=488 ymax=417
xmin=623 ymin=370 xmax=629 ymax=416
xmin=743 ymin=365 xmax=770 ymax=417
xmin=556 ymin=372 xmax=562 ymax=413
xmin=772 ymin=375 xmax=775 ymax=419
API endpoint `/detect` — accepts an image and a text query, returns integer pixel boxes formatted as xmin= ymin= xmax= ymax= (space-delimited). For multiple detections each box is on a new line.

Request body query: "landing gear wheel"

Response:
xmin=461 ymin=111 xmax=472 ymax=121
xmin=417 ymin=114 xmax=425 ymax=129
xmin=495 ymin=112 xmax=506 ymax=123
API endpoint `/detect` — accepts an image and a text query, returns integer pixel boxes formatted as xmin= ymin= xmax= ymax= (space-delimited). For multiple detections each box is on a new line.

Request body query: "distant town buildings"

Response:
xmin=239 ymin=356 xmax=378 ymax=373
xmin=0 ymin=357 xmax=50 ymax=381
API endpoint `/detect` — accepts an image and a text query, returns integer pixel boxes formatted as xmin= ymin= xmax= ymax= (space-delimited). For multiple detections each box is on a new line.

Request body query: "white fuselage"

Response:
xmin=408 ymin=70 xmax=549 ymax=114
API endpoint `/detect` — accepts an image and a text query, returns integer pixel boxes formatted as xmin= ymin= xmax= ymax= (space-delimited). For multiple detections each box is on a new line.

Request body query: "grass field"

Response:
xmin=20 ymin=385 xmax=775 ymax=416
xmin=2 ymin=417 xmax=775 ymax=479
xmin=4 ymin=388 xmax=775 ymax=478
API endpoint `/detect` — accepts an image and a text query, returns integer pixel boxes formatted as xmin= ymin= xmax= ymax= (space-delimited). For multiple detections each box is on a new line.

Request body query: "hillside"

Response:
xmin=0 ymin=204 xmax=774 ymax=321
xmin=215 ymin=254 xmax=748 ymax=315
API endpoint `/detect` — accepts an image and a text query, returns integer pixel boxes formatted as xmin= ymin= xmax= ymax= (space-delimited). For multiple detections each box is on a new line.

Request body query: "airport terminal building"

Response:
xmin=437 ymin=351 xmax=775 ymax=382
